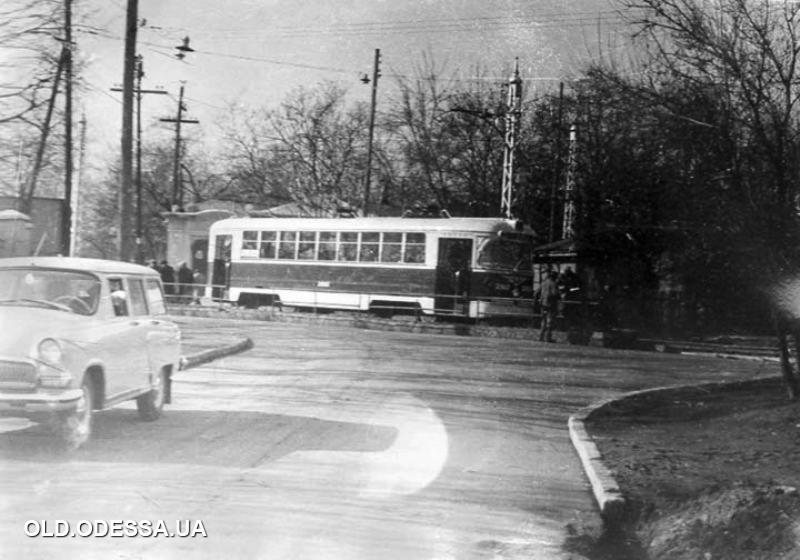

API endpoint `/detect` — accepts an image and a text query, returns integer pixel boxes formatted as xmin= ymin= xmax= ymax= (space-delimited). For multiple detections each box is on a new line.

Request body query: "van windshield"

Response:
xmin=0 ymin=268 xmax=101 ymax=315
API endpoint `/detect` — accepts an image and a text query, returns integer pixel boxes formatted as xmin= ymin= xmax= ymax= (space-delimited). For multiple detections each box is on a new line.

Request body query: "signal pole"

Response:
xmin=362 ymin=48 xmax=381 ymax=217
xmin=160 ymin=83 xmax=198 ymax=211
xmin=500 ymin=58 xmax=522 ymax=219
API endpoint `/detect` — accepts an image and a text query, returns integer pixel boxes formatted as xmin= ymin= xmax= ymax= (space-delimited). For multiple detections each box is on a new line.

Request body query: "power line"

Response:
xmin=188 ymin=10 xmax=624 ymax=36
xmin=196 ymin=17 xmax=627 ymax=40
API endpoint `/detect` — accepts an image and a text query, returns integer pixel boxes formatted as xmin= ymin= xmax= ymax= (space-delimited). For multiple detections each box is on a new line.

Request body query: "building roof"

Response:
xmin=0 ymin=209 xmax=31 ymax=222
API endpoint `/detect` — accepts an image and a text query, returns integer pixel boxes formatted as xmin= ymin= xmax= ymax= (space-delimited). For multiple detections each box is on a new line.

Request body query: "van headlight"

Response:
xmin=36 ymin=339 xmax=72 ymax=388
xmin=38 ymin=338 xmax=63 ymax=366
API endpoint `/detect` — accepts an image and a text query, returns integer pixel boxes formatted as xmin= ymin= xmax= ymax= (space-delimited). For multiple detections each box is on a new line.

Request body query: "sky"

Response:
xmin=72 ymin=0 xmax=628 ymax=173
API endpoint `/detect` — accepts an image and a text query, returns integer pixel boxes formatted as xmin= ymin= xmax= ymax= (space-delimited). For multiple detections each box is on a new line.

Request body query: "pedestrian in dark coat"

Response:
xmin=538 ymin=270 xmax=560 ymax=342
xmin=158 ymin=260 xmax=175 ymax=295
xmin=177 ymin=262 xmax=194 ymax=298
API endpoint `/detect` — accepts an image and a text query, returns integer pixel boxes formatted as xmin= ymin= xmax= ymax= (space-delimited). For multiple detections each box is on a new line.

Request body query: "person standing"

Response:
xmin=177 ymin=261 xmax=194 ymax=302
xmin=538 ymin=270 xmax=561 ymax=342
xmin=191 ymin=268 xmax=205 ymax=305
xmin=158 ymin=260 xmax=175 ymax=296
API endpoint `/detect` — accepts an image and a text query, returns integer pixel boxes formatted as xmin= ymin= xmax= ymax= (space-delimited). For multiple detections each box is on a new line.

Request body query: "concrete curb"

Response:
xmin=567 ymin=374 xmax=782 ymax=525
xmin=568 ymin=399 xmax=627 ymax=523
xmin=180 ymin=336 xmax=254 ymax=370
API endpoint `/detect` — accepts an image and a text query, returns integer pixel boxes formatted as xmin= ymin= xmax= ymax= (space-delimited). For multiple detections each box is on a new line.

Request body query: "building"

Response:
xmin=0 ymin=197 xmax=64 ymax=256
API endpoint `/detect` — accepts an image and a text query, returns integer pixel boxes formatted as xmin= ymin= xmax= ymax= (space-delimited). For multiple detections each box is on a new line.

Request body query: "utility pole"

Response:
xmin=362 ymin=48 xmax=381 ymax=217
xmin=160 ymin=83 xmax=198 ymax=211
xmin=71 ymin=113 xmax=87 ymax=257
xmin=135 ymin=56 xmax=145 ymax=262
xmin=120 ymin=0 xmax=138 ymax=261
xmin=500 ymin=58 xmax=522 ymax=219
xmin=112 ymin=56 xmax=167 ymax=262
xmin=62 ymin=0 xmax=73 ymax=256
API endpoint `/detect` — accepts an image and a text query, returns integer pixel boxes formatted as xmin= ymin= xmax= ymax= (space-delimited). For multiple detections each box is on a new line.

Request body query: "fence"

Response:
xmin=162 ymin=281 xmax=773 ymax=338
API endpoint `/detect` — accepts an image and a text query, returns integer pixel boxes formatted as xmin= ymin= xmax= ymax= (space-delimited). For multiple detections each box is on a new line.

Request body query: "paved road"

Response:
xmin=0 ymin=317 xmax=777 ymax=559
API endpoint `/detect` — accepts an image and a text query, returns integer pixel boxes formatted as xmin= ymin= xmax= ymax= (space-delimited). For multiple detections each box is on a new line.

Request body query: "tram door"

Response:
xmin=211 ymin=234 xmax=232 ymax=300
xmin=435 ymin=238 xmax=472 ymax=315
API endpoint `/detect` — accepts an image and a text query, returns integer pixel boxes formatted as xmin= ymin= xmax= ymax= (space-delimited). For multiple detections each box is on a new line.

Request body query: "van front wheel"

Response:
xmin=54 ymin=376 xmax=94 ymax=450
xmin=136 ymin=369 xmax=165 ymax=421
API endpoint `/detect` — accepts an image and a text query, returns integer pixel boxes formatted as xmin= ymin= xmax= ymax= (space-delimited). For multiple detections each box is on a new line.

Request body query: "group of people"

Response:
xmin=147 ymin=259 xmax=204 ymax=303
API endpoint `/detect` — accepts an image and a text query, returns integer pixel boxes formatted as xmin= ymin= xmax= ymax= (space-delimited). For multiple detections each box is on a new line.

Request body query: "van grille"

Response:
xmin=0 ymin=360 xmax=37 ymax=390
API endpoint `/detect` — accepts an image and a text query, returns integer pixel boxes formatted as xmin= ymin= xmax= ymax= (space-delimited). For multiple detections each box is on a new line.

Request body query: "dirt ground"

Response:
xmin=569 ymin=375 xmax=800 ymax=560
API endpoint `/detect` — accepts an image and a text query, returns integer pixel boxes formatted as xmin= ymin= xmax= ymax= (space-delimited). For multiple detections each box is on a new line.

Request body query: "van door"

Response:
xmin=143 ymin=277 xmax=180 ymax=393
xmin=100 ymin=277 xmax=149 ymax=398
xmin=434 ymin=238 xmax=472 ymax=315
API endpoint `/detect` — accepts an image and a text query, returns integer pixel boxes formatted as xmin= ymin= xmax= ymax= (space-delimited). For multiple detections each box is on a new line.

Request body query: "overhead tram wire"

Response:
xmin=82 ymin=10 xmax=626 ymax=46
xmin=199 ymin=16 xmax=627 ymax=40
xmin=191 ymin=10 xmax=624 ymax=37
xmin=80 ymin=11 xmax=628 ymax=91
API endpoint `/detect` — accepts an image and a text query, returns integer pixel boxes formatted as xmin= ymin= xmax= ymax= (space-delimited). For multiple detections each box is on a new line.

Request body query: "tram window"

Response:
xmin=360 ymin=232 xmax=379 ymax=262
xmin=242 ymin=231 xmax=259 ymax=251
xmin=241 ymin=230 xmax=259 ymax=259
xmin=318 ymin=231 xmax=337 ymax=261
xmin=278 ymin=231 xmax=297 ymax=260
xmin=259 ymin=231 xmax=277 ymax=259
xmin=339 ymin=232 xmax=358 ymax=262
xmin=298 ymin=231 xmax=317 ymax=260
xmin=477 ymin=237 xmax=531 ymax=270
xmin=404 ymin=233 xmax=426 ymax=263
xmin=381 ymin=232 xmax=402 ymax=262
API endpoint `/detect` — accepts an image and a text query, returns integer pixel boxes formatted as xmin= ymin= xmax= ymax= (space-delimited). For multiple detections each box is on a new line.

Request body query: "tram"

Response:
xmin=206 ymin=216 xmax=536 ymax=319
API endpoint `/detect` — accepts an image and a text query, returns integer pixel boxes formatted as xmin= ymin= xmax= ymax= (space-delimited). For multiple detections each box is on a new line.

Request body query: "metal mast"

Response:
xmin=500 ymin=58 xmax=522 ymax=219
xmin=562 ymin=123 xmax=578 ymax=239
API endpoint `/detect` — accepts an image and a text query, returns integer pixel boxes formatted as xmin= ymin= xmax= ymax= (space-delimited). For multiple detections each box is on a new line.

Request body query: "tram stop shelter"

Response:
xmin=532 ymin=236 xmax=639 ymax=347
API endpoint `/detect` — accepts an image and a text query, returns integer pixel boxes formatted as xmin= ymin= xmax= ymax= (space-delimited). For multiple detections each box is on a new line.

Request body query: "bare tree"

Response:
xmin=0 ymin=1 xmax=60 ymax=124
xmin=623 ymin=0 xmax=800 ymax=396
xmin=219 ymin=83 xmax=369 ymax=213
xmin=0 ymin=0 xmax=67 ymax=215
xmin=384 ymin=55 xmax=509 ymax=216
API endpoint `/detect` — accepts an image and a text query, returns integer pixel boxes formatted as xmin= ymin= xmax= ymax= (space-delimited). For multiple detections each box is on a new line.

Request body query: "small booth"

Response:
xmin=0 ymin=210 xmax=33 ymax=257
xmin=163 ymin=208 xmax=235 ymax=273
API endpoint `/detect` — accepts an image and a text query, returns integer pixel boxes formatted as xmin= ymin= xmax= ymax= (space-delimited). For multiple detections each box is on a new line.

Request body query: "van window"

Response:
xmin=109 ymin=278 xmax=128 ymax=316
xmin=128 ymin=278 xmax=149 ymax=316
xmin=145 ymin=279 xmax=166 ymax=315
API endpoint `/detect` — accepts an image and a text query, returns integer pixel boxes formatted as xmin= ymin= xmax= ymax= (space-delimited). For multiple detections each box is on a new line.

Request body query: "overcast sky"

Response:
xmin=75 ymin=0 xmax=627 ymax=169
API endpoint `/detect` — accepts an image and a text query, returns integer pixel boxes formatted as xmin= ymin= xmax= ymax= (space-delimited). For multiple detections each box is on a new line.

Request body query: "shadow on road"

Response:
xmin=0 ymin=409 xmax=398 ymax=467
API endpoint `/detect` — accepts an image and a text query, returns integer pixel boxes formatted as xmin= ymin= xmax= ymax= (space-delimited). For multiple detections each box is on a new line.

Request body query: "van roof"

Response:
xmin=0 ymin=256 xmax=159 ymax=277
